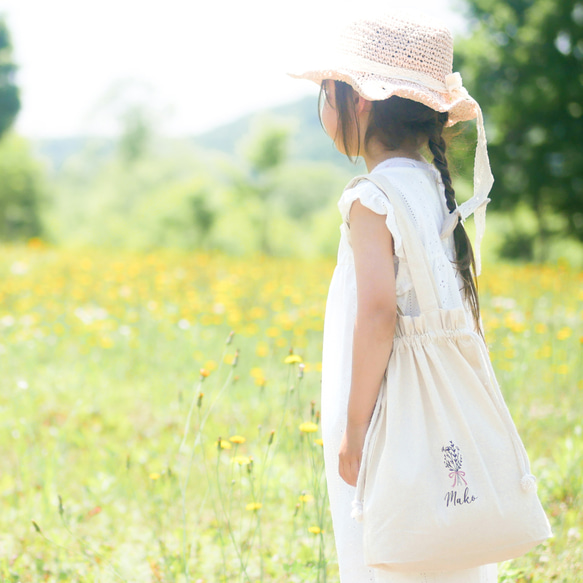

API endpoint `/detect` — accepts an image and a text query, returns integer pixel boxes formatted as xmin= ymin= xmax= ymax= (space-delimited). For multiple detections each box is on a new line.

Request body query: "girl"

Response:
xmin=288 ymin=10 xmax=498 ymax=583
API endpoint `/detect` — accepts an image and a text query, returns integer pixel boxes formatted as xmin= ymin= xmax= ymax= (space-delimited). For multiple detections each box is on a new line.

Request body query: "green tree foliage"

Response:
xmin=117 ymin=104 xmax=153 ymax=165
xmin=42 ymin=103 xmax=352 ymax=257
xmin=0 ymin=133 xmax=46 ymax=241
xmin=234 ymin=115 xmax=292 ymax=254
xmin=48 ymin=135 xmax=223 ymax=251
xmin=0 ymin=15 xmax=20 ymax=139
xmin=132 ymin=177 xmax=219 ymax=250
xmin=455 ymin=0 xmax=583 ymax=258
xmin=245 ymin=118 xmax=289 ymax=175
xmin=0 ymin=17 xmax=43 ymax=244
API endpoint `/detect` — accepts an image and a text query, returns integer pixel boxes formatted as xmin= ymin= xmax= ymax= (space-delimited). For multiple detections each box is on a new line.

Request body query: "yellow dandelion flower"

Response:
xmin=535 ymin=323 xmax=547 ymax=334
xmin=215 ymin=439 xmax=232 ymax=450
xmin=100 ymin=336 xmax=114 ymax=349
xmin=229 ymin=435 xmax=246 ymax=444
xmin=200 ymin=314 xmax=214 ymax=326
xmin=27 ymin=237 xmax=46 ymax=249
xmin=299 ymin=422 xmax=318 ymax=433
xmin=246 ymin=502 xmax=262 ymax=511
xmin=308 ymin=526 xmax=323 ymax=534
xmin=314 ymin=438 xmax=324 ymax=446
xmin=557 ymin=327 xmax=572 ymax=340
xmin=249 ymin=306 xmax=266 ymax=319
xmin=204 ymin=359 xmax=218 ymax=371
xmin=266 ymin=327 xmax=280 ymax=338
xmin=299 ymin=494 xmax=314 ymax=503
xmin=256 ymin=342 xmax=269 ymax=357
xmin=149 ymin=473 xmax=161 ymax=480
xmin=511 ymin=322 xmax=525 ymax=334
xmin=284 ymin=354 xmax=303 ymax=364
xmin=250 ymin=367 xmax=264 ymax=379
xmin=232 ymin=456 xmax=251 ymax=466
xmin=557 ymin=364 xmax=569 ymax=375
xmin=243 ymin=323 xmax=259 ymax=337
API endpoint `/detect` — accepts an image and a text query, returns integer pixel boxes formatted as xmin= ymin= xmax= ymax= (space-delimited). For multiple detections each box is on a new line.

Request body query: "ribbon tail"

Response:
xmin=473 ymin=198 xmax=490 ymax=277
xmin=457 ymin=106 xmax=494 ymax=277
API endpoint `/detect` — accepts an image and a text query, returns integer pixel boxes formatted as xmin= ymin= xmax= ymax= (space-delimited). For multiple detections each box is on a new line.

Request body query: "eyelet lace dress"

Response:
xmin=320 ymin=157 xmax=498 ymax=582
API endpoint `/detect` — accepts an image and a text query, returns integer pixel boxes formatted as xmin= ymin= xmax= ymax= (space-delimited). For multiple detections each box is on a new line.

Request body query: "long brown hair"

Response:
xmin=318 ymin=79 xmax=483 ymax=335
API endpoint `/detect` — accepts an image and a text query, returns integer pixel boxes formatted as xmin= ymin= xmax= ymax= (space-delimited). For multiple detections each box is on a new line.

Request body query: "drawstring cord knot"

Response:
xmin=351 ymin=499 xmax=364 ymax=522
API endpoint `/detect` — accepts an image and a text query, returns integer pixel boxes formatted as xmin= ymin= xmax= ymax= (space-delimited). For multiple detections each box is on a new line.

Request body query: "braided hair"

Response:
xmin=318 ymin=80 xmax=482 ymax=335
xmin=427 ymin=115 xmax=482 ymax=336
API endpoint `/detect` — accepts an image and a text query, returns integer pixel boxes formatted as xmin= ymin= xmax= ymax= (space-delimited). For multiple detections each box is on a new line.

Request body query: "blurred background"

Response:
xmin=1 ymin=3 xmax=581 ymax=580
xmin=0 ymin=0 xmax=581 ymax=264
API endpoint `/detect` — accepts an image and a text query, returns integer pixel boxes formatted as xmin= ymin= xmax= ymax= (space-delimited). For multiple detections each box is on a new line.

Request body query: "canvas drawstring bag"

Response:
xmin=348 ymin=173 xmax=553 ymax=573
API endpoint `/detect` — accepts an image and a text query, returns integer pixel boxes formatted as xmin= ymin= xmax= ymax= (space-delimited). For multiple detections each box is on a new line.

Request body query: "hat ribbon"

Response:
xmin=445 ymin=72 xmax=471 ymax=101
xmin=337 ymin=53 xmax=449 ymax=92
xmin=439 ymin=104 xmax=494 ymax=276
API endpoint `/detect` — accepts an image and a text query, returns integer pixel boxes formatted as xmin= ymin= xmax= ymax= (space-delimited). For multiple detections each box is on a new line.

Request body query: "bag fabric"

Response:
xmin=349 ymin=173 xmax=553 ymax=573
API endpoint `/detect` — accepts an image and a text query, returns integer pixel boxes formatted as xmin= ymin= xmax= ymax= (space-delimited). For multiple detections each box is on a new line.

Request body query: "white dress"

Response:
xmin=320 ymin=157 xmax=498 ymax=582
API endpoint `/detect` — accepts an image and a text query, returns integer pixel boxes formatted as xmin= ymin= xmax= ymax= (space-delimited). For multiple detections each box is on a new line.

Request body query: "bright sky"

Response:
xmin=0 ymin=0 xmax=469 ymax=139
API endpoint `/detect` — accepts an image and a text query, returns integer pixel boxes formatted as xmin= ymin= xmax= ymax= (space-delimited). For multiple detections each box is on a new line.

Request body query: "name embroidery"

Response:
xmin=441 ymin=441 xmax=478 ymax=508
xmin=444 ymin=487 xmax=478 ymax=507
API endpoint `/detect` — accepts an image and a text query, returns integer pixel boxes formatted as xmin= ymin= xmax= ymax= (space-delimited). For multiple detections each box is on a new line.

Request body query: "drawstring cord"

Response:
xmin=351 ymin=377 xmax=386 ymax=522
xmin=476 ymin=341 xmax=537 ymax=492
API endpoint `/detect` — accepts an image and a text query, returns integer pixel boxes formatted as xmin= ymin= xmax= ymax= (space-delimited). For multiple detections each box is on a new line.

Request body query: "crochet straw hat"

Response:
xmin=287 ymin=10 xmax=494 ymax=275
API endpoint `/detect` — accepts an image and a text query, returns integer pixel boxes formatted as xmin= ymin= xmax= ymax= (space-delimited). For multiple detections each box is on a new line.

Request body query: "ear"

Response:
xmin=354 ymin=92 xmax=373 ymax=115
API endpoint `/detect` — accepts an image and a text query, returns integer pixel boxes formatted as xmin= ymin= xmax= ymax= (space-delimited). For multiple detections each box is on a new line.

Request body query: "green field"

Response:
xmin=0 ymin=243 xmax=581 ymax=582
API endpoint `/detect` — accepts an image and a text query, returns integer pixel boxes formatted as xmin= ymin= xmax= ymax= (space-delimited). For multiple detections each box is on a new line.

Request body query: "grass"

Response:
xmin=0 ymin=242 xmax=581 ymax=582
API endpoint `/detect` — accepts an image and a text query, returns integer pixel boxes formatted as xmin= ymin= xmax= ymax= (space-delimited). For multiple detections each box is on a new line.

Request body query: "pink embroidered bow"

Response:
xmin=449 ymin=470 xmax=468 ymax=488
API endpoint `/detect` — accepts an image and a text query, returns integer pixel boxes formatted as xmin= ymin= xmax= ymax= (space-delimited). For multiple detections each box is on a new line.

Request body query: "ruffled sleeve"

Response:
xmin=337 ymin=179 xmax=414 ymax=297
xmin=338 ymin=180 xmax=403 ymax=257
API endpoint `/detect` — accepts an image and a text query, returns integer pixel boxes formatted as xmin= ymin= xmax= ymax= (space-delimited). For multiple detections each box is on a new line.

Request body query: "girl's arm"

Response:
xmin=338 ymin=198 xmax=398 ymax=487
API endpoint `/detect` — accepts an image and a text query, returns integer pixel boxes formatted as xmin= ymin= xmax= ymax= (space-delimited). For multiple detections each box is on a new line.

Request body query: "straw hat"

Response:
xmin=287 ymin=10 xmax=494 ymax=276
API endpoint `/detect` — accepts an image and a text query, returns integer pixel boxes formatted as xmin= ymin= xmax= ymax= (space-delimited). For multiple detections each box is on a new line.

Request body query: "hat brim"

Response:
xmin=287 ymin=66 xmax=479 ymax=127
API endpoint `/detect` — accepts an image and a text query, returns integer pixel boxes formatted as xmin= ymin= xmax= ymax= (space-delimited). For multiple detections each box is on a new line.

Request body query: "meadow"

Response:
xmin=0 ymin=242 xmax=581 ymax=582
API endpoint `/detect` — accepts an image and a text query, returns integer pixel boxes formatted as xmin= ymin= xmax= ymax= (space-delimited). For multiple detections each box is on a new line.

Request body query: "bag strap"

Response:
xmin=346 ymin=173 xmax=442 ymax=314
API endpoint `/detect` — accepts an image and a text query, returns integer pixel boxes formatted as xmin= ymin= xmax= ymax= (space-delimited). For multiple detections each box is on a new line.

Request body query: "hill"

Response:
xmin=30 ymin=96 xmax=366 ymax=174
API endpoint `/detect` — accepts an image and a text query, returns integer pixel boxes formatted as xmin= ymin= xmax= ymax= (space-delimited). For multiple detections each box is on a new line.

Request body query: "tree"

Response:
xmin=0 ymin=134 xmax=45 ymax=241
xmin=454 ymin=0 xmax=583 ymax=259
xmin=235 ymin=114 xmax=292 ymax=254
xmin=118 ymin=104 xmax=153 ymax=165
xmin=0 ymin=16 xmax=20 ymax=139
